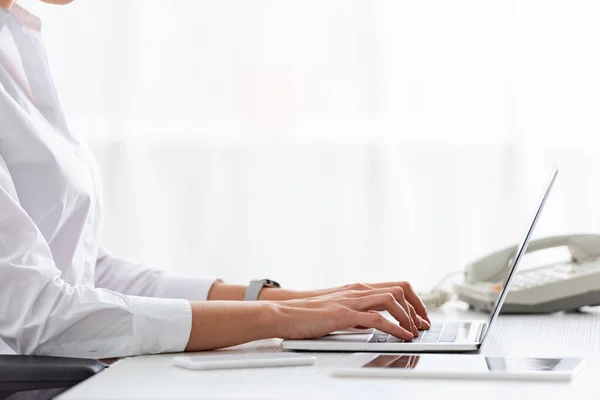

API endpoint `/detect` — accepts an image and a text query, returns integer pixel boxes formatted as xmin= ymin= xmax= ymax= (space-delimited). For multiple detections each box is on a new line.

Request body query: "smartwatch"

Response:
xmin=244 ymin=279 xmax=281 ymax=301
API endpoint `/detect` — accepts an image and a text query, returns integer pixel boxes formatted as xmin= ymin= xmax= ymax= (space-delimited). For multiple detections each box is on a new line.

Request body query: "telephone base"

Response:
xmin=457 ymin=290 xmax=600 ymax=314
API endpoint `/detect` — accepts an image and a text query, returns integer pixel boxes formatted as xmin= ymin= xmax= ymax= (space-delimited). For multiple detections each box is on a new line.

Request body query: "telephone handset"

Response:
xmin=424 ymin=234 xmax=600 ymax=314
xmin=464 ymin=234 xmax=600 ymax=284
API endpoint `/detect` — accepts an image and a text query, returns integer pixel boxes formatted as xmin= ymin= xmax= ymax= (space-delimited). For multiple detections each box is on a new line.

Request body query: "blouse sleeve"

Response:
xmin=0 ymin=149 xmax=192 ymax=359
xmin=95 ymin=248 xmax=220 ymax=301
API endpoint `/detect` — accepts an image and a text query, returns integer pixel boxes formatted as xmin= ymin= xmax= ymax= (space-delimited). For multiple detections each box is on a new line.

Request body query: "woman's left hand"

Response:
xmin=260 ymin=281 xmax=431 ymax=329
xmin=208 ymin=280 xmax=431 ymax=330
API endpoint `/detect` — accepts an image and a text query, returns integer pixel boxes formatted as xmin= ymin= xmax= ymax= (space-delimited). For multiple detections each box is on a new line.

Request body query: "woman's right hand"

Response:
xmin=272 ymin=287 xmax=429 ymax=341
xmin=185 ymin=286 xmax=430 ymax=352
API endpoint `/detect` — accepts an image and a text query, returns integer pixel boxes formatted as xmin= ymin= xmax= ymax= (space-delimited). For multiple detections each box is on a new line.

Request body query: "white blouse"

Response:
xmin=0 ymin=4 xmax=217 ymax=358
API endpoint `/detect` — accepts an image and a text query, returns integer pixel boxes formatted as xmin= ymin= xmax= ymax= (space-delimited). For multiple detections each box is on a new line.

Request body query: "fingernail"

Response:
xmin=420 ymin=317 xmax=431 ymax=329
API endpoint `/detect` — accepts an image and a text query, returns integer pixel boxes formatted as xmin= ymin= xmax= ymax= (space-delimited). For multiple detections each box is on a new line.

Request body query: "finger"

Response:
xmin=398 ymin=290 xmax=419 ymax=336
xmin=354 ymin=311 xmax=414 ymax=341
xmin=391 ymin=288 xmax=419 ymax=336
xmin=418 ymin=314 xmax=431 ymax=330
xmin=405 ymin=302 xmax=430 ymax=330
xmin=332 ymin=287 xmax=395 ymax=301
xmin=399 ymin=283 xmax=430 ymax=324
xmin=350 ymin=293 xmax=414 ymax=335
xmin=371 ymin=282 xmax=431 ymax=323
xmin=406 ymin=302 xmax=421 ymax=329
xmin=345 ymin=287 xmax=418 ymax=334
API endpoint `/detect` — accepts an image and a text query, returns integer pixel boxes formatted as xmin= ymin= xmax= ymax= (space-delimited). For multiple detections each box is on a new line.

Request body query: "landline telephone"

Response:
xmin=420 ymin=234 xmax=600 ymax=314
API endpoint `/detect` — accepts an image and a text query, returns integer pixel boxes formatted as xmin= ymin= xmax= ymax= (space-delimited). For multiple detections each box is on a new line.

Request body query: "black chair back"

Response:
xmin=0 ymin=355 xmax=104 ymax=400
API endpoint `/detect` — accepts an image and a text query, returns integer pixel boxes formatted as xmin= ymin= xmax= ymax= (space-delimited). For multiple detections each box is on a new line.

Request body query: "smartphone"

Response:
xmin=330 ymin=353 xmax=584 ymax=381
xmin=172 ymin=352 xmax=316 ymax=371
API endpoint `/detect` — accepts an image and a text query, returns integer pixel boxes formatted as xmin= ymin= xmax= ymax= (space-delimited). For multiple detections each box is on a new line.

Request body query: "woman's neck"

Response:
xmin=0 ymin=0 xmax=14 ymax=11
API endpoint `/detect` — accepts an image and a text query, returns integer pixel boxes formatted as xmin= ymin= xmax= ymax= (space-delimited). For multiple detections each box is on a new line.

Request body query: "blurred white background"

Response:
xmin=18 ymin=0 xmax=600 ymax=292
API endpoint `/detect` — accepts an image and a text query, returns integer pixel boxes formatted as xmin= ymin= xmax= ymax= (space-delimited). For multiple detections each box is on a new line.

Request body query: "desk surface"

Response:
xmin=58 ymin=303 xmax=600 ymax=400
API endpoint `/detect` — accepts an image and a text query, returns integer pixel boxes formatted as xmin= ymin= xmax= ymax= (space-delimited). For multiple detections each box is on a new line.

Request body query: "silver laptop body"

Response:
xmin=282 ymin=165 xmax=558 ymax=353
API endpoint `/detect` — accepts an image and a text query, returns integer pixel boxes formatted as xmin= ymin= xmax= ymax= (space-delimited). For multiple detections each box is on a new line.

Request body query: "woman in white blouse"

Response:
xmin=0 ymin=0 xmax=430 ymax=359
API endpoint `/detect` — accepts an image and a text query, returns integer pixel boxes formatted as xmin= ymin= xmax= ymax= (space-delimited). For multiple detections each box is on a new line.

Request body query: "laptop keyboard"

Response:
xmin=368 ymin=323 xmax=464 ymax=344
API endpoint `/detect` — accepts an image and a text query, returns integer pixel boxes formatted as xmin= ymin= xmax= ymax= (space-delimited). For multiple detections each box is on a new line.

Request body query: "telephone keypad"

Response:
xmin=510 ymin=259 xmax=600 ymax=291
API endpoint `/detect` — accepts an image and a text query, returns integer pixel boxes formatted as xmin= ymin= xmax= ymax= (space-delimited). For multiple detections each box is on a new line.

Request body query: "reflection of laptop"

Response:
xmin=282 ymin=165 xmax=558 ymax=353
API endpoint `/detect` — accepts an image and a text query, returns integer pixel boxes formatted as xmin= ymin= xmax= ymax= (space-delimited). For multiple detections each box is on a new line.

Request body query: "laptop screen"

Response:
xmin=479 ymin=164 xmax=559 ymax=344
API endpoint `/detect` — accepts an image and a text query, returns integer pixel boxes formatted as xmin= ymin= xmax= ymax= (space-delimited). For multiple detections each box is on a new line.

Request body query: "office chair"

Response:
xmin=0 ymin=354 xmax=104 ymax=400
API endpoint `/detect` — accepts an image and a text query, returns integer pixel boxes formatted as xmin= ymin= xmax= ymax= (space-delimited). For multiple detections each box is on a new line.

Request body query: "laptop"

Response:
xmin=282 ymin=165 xmax=559 ymax=353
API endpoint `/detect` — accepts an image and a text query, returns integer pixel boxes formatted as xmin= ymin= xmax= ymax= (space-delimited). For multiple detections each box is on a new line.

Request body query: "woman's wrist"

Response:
xmin=207 ymin=281 xmax=310 ymax=301
xmin=185 ymin=300 xmax=282 ymax=351
xmin=206 ymin=281 xmax=242 ymax=300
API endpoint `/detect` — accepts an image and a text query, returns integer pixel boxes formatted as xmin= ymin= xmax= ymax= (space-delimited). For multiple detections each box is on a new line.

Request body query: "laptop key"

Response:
xmin=368 ymin=332 xmax=390 ymax=343
xmin=438 ymin=323 xmax=461 ymax=343
xmin=427 ymin=324 xmax=444 ymax=333
xmin=386 ymin=336 xmax=405 ymax=343
xmin=410 ymin=332 xmax=424 ymax=343
xmin=369 ymin=327 xmax=446 ymax=344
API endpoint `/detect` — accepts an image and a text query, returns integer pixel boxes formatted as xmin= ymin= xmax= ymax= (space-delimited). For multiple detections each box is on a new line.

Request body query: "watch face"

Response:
xmin=264 ymin=279 xmax=281 ymax=288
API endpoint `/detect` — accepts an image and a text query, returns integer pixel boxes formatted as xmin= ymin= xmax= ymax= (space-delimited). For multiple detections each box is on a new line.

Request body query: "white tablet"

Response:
xmin=331 ymin=353 xmax=584 ymax=381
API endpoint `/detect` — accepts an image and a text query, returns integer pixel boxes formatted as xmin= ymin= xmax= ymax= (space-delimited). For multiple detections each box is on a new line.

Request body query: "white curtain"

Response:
xmin=19 ymin=0 xmax=600 ymax=292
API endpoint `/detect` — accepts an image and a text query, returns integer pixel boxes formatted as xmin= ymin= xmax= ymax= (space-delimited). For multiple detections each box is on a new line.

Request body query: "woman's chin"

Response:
xmin=39 ymin=0 xmax=75 ymax=5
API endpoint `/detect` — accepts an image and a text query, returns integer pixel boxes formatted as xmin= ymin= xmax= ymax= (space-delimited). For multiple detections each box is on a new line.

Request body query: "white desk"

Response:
xmin=57 ymin=303 xmax=600 ymax=400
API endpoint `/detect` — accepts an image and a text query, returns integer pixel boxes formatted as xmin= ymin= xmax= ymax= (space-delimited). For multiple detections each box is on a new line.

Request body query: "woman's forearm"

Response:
xmin=207 ymin=282 xmax=306 ymax=301
xmin=185 ymin=301 xmax=280 ymax=351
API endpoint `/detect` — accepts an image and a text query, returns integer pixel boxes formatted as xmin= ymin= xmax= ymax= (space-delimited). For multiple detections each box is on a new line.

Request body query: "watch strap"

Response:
xmin=244 ymin=279 xmax=280 ymax=301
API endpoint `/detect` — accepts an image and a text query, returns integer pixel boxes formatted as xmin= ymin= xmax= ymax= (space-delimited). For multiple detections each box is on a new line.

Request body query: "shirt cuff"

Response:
xmin=128 ymin=296 xmax=192 ymax=354
xmin=155 ymin=275 xmax=220 ymax=301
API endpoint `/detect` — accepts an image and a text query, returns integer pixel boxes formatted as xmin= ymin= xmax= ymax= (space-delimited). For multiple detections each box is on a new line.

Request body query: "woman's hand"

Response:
xmin=208 ymin=280 xmax=431 ymax=332
xmin=273 ymin=286 xmax=429 ymax=340
xmin=185 ymin=286 xmax=429 ymax=352
xmin=261 ymin=281 xmax=431 ymax=329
